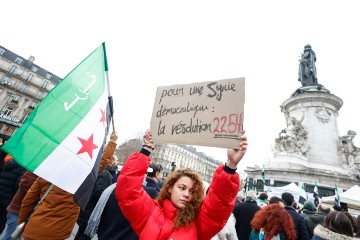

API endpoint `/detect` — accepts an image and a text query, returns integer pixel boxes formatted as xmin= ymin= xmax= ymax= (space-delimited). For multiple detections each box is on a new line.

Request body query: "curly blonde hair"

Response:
xmin=157 ymin=168 xmax=204 ymax=230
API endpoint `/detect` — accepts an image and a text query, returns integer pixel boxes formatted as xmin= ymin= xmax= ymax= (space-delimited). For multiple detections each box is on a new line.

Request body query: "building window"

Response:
xmin=12 ymin=81 xmax=19 ymax=88
xmin=9 ymin=65 xmax=17 ymax=74
xmin=27 ymin=73 xmax=34 ymax=81
xmin=36 ymin=91 xmax=43 ymax=100
xmin=41 ymin=81 xmax=48 ymax=89
xmin=45 ymin=73 xmax=52 ymax=80
xmin=31 ymin=66 xmax=38 ymax=72
xmin=3 ymin=107 xmax=14 ymax=116
xmin=20 ymin=84 xmax=27 ymax=93
xmin=12 ymin=94 xmax=19 ymax=101
xmin=21 ymin=113 xmax=29 ymax=123
xmin=1 ymin=76 xmax=11 ymax=85
xmin=0 ymin=48 xmax=5 ymax=55
xmin=15 ymin=57 xmax=23 ymax=64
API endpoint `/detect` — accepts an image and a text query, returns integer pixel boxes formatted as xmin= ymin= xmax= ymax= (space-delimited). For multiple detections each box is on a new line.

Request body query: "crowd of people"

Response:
xmin=0 ymin=129 xmax=359 ymax=239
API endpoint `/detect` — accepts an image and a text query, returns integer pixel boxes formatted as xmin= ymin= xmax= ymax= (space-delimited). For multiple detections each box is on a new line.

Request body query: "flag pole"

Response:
xmin=102 ymin=42 xmax=115 ymax=134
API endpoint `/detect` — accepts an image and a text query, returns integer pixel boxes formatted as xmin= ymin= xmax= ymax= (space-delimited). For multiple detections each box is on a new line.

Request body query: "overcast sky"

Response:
xmin=2 ymin=0 xmax=360 ymax=171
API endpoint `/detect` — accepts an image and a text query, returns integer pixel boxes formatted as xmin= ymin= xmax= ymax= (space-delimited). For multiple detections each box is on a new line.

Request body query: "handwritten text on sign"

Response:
xmin=150 ymin=77 xmax=245 ymax=149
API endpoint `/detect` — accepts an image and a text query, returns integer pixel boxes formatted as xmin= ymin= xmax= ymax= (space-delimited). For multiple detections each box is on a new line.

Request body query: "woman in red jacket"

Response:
xmin=116 ymin=130 xmax=247 ymax=240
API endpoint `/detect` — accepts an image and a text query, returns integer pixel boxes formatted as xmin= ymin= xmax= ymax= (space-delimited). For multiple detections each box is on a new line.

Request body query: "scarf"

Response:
xmin=84 ymin=183 xmax=116 ymax=238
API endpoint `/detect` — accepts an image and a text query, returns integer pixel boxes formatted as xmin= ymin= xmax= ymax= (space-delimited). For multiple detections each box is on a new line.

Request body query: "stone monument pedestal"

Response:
xmin=246 ymin=45 xmax=359 ymax=197
xmin=246 ymin=88 xmax=359 ymax=194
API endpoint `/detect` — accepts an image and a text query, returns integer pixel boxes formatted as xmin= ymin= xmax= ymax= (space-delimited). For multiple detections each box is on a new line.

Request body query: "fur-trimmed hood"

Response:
xmin=313 ymin=225 xmax=359 ymax=240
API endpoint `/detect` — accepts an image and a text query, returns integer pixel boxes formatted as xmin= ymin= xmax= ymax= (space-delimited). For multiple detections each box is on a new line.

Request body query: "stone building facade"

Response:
xmin=150 ymin=143 xmax=222 ymax=183
xmin=0 ymin=45 xmax=61 ymax=144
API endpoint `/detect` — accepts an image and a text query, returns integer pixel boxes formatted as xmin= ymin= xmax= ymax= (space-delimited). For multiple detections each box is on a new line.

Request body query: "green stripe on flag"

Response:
xmin=3 ymin=45 xmax=106 ymax=171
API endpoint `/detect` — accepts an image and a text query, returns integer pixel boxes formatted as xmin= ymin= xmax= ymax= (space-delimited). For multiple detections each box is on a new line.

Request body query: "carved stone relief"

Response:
xmin=274 ymin=109 xmax=310 ymax=157
xmin=338 ymin=130 xmax=360 ymax=167
xmin=315 ymin=106 xmax=331 ymax=123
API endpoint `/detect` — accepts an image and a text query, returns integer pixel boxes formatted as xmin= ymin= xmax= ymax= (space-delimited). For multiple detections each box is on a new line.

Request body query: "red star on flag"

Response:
xmin=100 ymin=108 xmax=106 ymax=126
xmin=77 ymin=134 xmax=98 ymax=159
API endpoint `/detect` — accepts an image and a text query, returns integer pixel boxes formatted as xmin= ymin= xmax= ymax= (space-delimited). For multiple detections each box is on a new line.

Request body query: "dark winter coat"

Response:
xmin=77 ymin=166 xmax=116 ymax=226
xmin=304 ymin=212 xmax=327 ymax=238
xmin=0 ymin=149 xmax=8 ymax=171
xmin=145 ymin=177 xmax=160 ymax=198
xmin=301 ymin=209 xmax=316 ymax=219
xmin=285 ymin=205 xmax=311 ymax=240
xmin=311 ymin=224 xmax=360 ymax=240
xmin=146 ymin=177 xmax=160 ymax=191
xmin=97 ymin=185 xmax=157 ymax=240
xmin=0 ymin=160 xmax=26 ymax=208
xmin=233 ymin=199 xmax=261 ymax=240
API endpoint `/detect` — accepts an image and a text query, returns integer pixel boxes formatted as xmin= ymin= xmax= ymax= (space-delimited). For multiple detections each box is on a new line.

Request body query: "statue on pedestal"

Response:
xmin=292 ymin=44 xmax=330 ymax=97
xmin=274 ymin=109 xmax=310 ymax=157
xmin=338 ymin=130 xmax=360 ymax=166
xmin=298 ymin=44 xmax=318 ymax=86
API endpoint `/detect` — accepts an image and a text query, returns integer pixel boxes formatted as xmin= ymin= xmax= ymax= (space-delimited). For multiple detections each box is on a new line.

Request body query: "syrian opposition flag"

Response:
xmin=2 ymin=43 xmax=112 ymax=208
xmin=335 ymin=184 xmax=340 ymax=206
xmin=299 ymin=183 xmax=307 ymax=205
xmin=261 ymin=163 xmax=266 ymax=182
xmin=313 ymin=182 xmax=318 ymax=197
xmin=313 ymin=182 xmax=320 ymax=206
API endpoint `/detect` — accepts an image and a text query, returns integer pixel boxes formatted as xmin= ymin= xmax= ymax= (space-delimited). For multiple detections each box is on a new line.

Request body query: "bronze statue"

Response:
xmin=298 ymin=44 xmax=318 ymax=86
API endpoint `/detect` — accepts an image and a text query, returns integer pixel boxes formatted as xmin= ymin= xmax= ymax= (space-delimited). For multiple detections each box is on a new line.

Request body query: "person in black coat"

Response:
xmin=233 ymin=190 xmax=261 ymax=240
xmin=303 ymin=203 xmax=330 ymax=238
xmin=282 ymin=192 xmax=310 ymax=240
xmin=75 ymin=164 xmax=117 ymax=240
xmin=0 ymin=156 xmax=26 ymax=234
xmin=145 ymin=162 xmax=163 ymax=196
xmin=0 ymin=148 xmax=8 ymax=172
xmin=96 ymin=185 xmax=157 ymax=240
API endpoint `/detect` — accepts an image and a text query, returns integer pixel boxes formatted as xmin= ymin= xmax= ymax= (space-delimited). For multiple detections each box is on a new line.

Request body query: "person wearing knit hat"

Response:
xmin=302 ymin=203 xmax=330 ymax=238
xmin=3 ymin=154 xmax=13 ymax=165
xmin=301 ymin=199 xmax=317 ymax=217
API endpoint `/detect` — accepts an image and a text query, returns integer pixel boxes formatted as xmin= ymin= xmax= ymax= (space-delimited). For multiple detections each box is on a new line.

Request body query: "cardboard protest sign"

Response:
xmin=150 ymin=77 xmax=245 ymax=149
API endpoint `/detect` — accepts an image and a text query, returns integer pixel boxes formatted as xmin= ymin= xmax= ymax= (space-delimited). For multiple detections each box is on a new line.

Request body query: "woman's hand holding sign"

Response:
xmin=226 ymin=133 xmax=247 ymax=169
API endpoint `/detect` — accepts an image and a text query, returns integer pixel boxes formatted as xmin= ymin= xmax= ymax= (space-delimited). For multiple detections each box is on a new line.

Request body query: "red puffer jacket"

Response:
xmin=116 ymin=151 xmax=240 ymax=240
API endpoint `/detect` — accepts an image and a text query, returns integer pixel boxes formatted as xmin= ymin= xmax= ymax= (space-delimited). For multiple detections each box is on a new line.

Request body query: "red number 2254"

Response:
xmin=212 ymin=113 xmax=243 ymax=134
